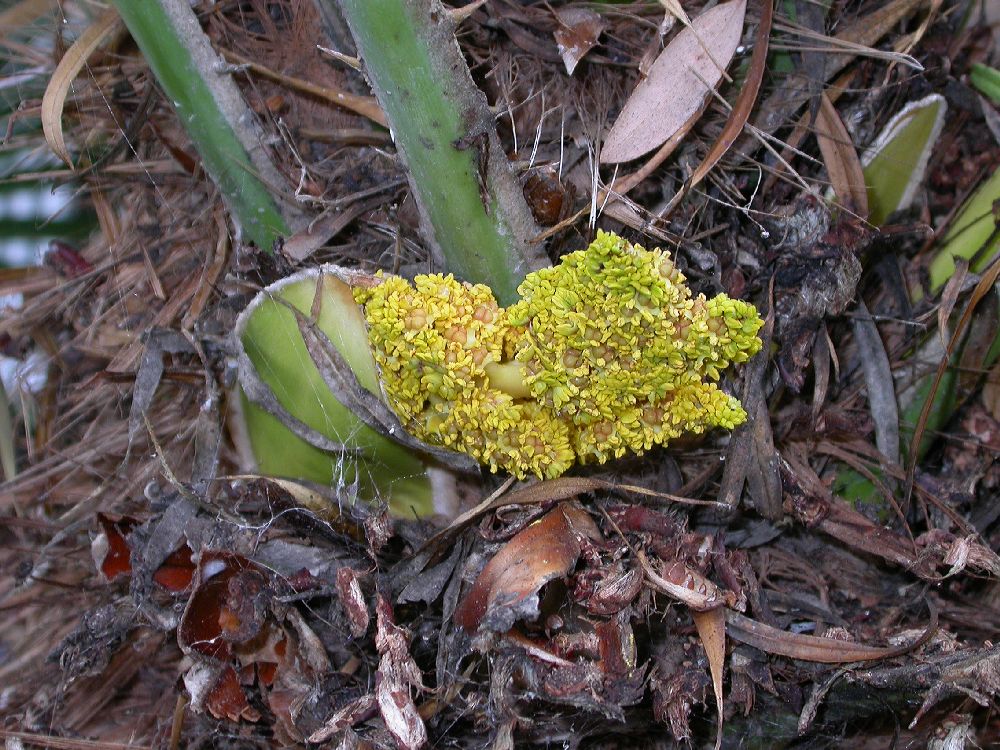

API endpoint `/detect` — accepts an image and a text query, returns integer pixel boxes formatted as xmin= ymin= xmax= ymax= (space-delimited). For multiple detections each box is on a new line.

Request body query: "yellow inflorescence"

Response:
xmin=354 ymin=231 xmax=763 ymax=479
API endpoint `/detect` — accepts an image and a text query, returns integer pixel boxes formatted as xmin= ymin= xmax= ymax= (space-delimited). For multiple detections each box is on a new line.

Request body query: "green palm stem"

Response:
xmin=109 ymin=0 xmax=291 ymax=249
xmin=323 ymin=0 xmax=547 ymax=305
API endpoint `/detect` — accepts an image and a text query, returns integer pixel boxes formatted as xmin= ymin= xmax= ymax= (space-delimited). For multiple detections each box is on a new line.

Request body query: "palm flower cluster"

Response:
xmin=354 ymin=231 xmax=763 ymax=479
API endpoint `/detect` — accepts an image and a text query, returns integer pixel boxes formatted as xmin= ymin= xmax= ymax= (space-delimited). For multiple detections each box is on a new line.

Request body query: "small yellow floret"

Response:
xmin=354 ymin=232 xmax=763 ymax=479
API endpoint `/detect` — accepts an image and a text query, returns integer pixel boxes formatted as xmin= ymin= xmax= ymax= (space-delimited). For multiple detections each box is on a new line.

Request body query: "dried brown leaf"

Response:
xmin=937 ymin=259 xmax=968 ymax=348
xmin=725 ymin=604 xmax=937 ymax=663
xmin=815 ymin=92 xmax=869 ymax=217
xmin=602 ymin=0 xmax=746 ymax=164
xmin=93 ymin=513 xmax=135 ymax=582
xmin=205 ymin=665 xmax=260 ymax=723
xmin=308 ymin=694 xmax=378 ymax=744
xmin=374 ymin=596 xmax=427 ymax=750
xmin=553 ymin=7 xmax=607 ymax=76
xmin=639 ymin=551 xmax=727 ymax=611
xmin=692 ymin=608 xmax=726 ymax=750
xmin=178 ymin=552 xmax=270 ymax=661
xmin=454 ymin=504 xmax=598 ymax=632
xmin=41 ymin=8 xmax=123 ymax=167
xmin=657 ymin=0 xmax=691 ymax=27
xmin=852 ymin=300 xmax=899 ymax=465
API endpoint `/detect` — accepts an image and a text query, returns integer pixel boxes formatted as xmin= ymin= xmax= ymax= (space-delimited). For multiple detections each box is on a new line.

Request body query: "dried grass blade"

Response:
xmin=41 ymin=7 xmax=122 ymax=167
xmin=936 ymin=258 xmax=967 ymax=348
xmin=448 ymin=0 xmax=488 ymax=25
xmin=815 ymin=92 xmax=868 ymax=218
xmin=774 ymin=18 xmax=923 ymax=69
xmin=905 ymin=251 xmax=1000 ymax=507
xmin=0 ymin=379 xmax=15 ymax=481
xmin=0 ymin=0 xmax=54 ymax=42
xmin=658 ymin=0 xmax=691 ymax=27
xmin=220 ymin=48 xmax=387 ymax=127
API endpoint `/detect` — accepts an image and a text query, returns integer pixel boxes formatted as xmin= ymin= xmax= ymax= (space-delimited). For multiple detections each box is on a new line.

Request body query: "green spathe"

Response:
xmin=862 ymin=94 xmax=946 ymax=228
xmin=238 ymin=271 xmax=432 ymax=518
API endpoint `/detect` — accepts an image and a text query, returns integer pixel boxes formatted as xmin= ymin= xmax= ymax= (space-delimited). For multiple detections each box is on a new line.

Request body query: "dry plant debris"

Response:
xmin=2 ymin=0 xmax=1000 ymax=748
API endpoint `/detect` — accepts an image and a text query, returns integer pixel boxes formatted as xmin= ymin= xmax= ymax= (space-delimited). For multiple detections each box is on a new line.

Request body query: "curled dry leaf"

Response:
xmin=602 ymin=0 xmax=747 ymax=164
xmin=178 ymin=552 xmax=271 ymax=661
xmin=41 ymin=7 xmax=123 ymax=167
xmin=553 ymin=7 xmax=607 ymax=76
xmin=93 ymin=513 xmax=134 ymax=582
xmin=455 ymin=504 xmax=601 ymax=632
xmin=638 ymin=550 xmax=727 ymax=611
xmin=374 ymin=595 xmax=427 ymax=750
xmin=336 ymin=567 xmax=370 ymax=638
xmin=308 ymin=693 xmax=378 ymax=744
xmin=584 ymin=564 xmax=644 ymax=616
xmin=725 ymin=605 xmax=938 ymax=663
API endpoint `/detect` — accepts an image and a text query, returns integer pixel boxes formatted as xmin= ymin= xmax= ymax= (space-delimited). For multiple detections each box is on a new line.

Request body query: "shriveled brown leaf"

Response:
xmin=336 ymin=567 xmax=370 ymax=639
xmin=553 ymin=7 xmax=607 ymax=76
xmin=374 ymin=596 xmax=427 ymax=750
xmin=454 ymin=504 xmax=599 ymax=632
xmin=308 ymin=694 xmax=378 ymax=744
xmin=638 ymin=551 xmax=727 ymax=611
xmin=205 ymin=665 xmax=260 ymax=723
xmin=602 ymin=0 xmax=746 ymax=164
xmin=720 ymin=294 xmax=780 ymax=518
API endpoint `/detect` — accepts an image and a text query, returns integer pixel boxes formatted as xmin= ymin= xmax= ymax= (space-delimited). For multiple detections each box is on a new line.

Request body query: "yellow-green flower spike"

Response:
xmin=354 ymin=231 xmax=763 ymax=479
